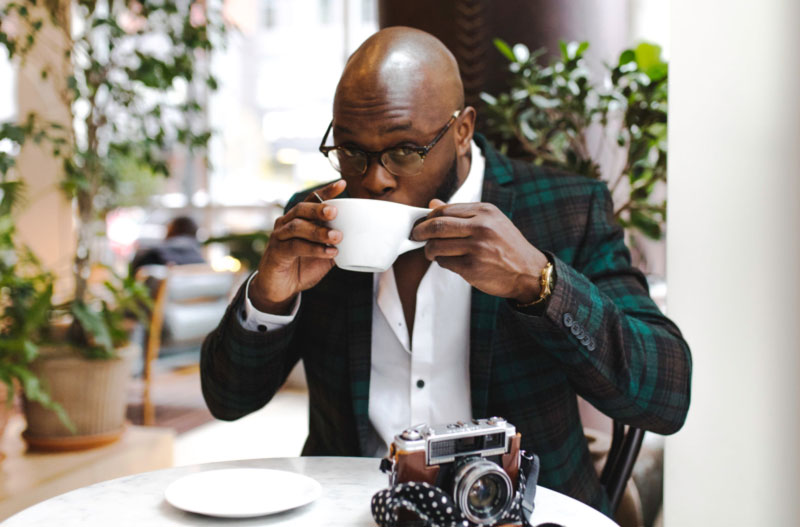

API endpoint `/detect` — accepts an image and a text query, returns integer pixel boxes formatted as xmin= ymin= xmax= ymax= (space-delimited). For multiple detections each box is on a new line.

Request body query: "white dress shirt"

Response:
xmin=241 ymin=141 xmax=486 ymax=457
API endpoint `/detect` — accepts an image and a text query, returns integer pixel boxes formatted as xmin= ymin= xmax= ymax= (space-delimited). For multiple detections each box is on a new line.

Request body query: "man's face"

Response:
xmin=329 ymin=101 xmax=459 ymax=208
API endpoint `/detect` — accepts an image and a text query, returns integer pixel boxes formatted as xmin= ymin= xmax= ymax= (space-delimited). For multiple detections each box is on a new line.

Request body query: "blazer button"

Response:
xmin=587 ymin=340 xmax=597 ymax=352
xmin=570 ymin=324 xmax=582 ymax=336
xmin=581 ymin=335 xmax=591 ymax=346
xmin=563 ymin=313 xmax=574 ymax=328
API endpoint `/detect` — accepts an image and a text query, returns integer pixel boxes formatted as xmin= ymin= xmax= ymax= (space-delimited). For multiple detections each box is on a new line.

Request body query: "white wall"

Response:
xmin=665 ymin=1 xmax=800 ymax=525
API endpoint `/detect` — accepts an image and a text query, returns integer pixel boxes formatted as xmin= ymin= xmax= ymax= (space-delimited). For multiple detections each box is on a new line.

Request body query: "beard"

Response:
xmin=433 ymin=154 xmax=460 ymax=203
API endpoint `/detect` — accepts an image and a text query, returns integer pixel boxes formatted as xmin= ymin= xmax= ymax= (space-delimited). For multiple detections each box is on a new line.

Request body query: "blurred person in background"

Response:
xmin=130 ymin=216 xmax=205 ymax=276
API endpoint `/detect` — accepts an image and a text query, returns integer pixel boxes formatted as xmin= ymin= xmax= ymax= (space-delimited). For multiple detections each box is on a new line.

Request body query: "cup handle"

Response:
xmin=397 ymin=237 xmax=426 ymax=255
xmin=397 ymin=208 xmax=431 ymax=256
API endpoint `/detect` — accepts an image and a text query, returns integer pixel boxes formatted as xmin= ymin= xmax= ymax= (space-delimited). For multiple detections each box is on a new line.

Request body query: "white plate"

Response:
xmin=165 ymin=468 xmax=323 ymax=518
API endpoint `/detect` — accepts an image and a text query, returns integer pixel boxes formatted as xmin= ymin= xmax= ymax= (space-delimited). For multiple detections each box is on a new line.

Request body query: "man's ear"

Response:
xmin=455 ymin=106 xmax=477 ymax=156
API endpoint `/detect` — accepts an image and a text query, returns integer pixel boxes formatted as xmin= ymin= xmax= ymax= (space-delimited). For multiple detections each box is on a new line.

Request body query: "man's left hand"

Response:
xmin=412 ymin=199 xmax=549 ymax=304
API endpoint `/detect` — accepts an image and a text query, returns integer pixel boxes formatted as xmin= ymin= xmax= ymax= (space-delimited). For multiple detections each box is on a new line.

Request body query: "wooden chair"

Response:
xmin=136 ymin=264 xmax=238 ymax=425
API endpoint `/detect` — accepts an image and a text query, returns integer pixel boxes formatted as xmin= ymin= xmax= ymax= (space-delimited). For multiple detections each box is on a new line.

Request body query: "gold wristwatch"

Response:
xmin=517 ymin=261 xmax=554 ymax=308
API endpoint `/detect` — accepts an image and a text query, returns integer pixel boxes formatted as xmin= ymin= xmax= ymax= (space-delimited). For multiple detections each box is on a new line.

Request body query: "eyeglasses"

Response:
xmin=318 ymin=110 xmax=461 ymax=178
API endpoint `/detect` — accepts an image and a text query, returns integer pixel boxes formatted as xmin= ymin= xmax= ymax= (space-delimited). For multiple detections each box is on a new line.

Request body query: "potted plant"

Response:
xmin=480 ymin=39 xmax=668 ymax=262
xmin=0 ymin=179 xmax=73 ymax=454
xmin=0 ymin=0 xmax=222 ymax=449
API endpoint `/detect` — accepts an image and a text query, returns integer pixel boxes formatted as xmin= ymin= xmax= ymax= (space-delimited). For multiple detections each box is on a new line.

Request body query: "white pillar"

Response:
xmin=665 ymin=1 xmax=800 ymax=525
xmin=15 ymin=1 xmax=75 ymax=301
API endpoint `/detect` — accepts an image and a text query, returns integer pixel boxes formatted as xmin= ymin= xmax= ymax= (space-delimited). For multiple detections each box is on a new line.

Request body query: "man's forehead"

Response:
xmin=333 ymin=118 xmax=415 ymax=137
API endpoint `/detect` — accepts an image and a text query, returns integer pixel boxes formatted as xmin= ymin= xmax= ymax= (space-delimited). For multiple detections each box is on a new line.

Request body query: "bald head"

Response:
xmin=334 ymin=27 xmax=464 ymax=117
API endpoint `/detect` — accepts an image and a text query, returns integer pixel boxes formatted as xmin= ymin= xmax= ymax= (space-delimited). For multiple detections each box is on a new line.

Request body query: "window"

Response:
xmin=361 ymin=0 xmax=375 ymax=23
xmin=263 ymin=0 xmax=278 ymax=29
xmin=114 ymin=0 xmax=378 ymax=271
xmin=208 ymin=0 xmax=378 ymax=210
xmin=319 ymin=0 xmax=333 ymax=25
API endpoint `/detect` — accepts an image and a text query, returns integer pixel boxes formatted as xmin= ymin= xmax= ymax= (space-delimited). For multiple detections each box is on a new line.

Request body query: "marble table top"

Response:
xmin=2 ymin=456 xmax=618 ymax=526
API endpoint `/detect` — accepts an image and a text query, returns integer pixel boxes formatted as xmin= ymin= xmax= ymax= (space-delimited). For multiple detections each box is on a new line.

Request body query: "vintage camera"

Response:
xmin=383 ymin=417 xmax=522 ymax=525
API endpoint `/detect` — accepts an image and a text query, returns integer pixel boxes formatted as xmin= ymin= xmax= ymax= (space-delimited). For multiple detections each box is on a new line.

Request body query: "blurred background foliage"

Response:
xmin=0 ymin=180 xmax=71 ymax=428
xmin=481 ymin=39 xmax=668 ymax=240
xmin=203 ymin=231 xmax=269 ymax=272
xmin=0 ymin=0 xmax=224 ymax=358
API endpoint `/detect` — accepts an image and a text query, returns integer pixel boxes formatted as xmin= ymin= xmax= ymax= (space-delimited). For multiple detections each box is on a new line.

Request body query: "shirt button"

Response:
xmin=257 ymin=324 xmax=267 ymax=332
xmin=563 ymin=313 xmax=574 ymax=327
xmin=416 ymin=379 xmax=425 ymax=389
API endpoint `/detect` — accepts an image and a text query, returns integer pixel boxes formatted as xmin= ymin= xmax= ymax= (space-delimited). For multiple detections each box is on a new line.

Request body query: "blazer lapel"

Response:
xmin=470 ymin=135 xmax=515 ymax=418
xmin=344 ymin=269 xmax=374 ymax=455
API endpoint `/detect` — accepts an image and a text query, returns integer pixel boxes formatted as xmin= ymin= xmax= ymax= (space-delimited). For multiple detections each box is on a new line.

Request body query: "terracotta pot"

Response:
xmin=22 ymin=344 xmax=137 ymax=451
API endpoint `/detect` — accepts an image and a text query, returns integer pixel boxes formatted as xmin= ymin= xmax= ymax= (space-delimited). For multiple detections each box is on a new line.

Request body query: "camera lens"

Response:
xmin=469 ymin=474 xmax=502 ymax=509
xmin=453 ymin=459 xmax=513 ymax=524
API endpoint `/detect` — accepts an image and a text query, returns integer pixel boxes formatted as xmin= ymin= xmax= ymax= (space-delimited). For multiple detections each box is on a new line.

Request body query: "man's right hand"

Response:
xmin=248 ymin=180 xmax=346 ymax=315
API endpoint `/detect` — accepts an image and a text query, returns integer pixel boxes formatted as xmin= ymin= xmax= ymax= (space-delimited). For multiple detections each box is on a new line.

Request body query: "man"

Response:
xmin=130 ymin=216 xmax=205 ymax=276
xmin=201 ymin=27 xmax=691 ymax=514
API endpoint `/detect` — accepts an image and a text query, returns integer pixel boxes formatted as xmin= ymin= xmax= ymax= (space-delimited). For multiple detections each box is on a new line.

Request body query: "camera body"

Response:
xmin=384 ymin=417 xmax=522 ymax=525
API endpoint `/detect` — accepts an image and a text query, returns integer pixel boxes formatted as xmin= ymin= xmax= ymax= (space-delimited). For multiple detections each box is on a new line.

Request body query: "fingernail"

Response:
xmin=325 ymin=246 xmax=337 ymax=255
xmin=322 ymin=206 xmax=333 ymax=216
xmin=329 ymin=230 xmax=342 ymax=242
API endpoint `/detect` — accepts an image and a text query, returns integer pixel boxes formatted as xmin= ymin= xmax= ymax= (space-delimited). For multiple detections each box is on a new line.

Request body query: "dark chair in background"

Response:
xmin=602 ymin=422 xmax=646 ymax=513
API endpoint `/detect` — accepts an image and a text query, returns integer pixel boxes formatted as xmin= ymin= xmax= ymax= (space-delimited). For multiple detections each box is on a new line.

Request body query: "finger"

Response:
xmin=303 ymin=179 xmax=346 ymax=203
xmin=423 ymin=239 xmax=472 ymax=260
xmin=428 ymin=198 xmax=446 ymax=208
xmin=425 ymin=202 xmax=484 ymax=219
xmin=276 ymin=238 xmax=338 ymax=259
xmin=412 ymin=216 xmax=473 ymax=241
xmin=280 ymin=201 xmax=339 ymax=225
xmin=274 ymin=217 xmax=342 ymax=244
xmin=434 ymin=255 xmax=472 ymax=275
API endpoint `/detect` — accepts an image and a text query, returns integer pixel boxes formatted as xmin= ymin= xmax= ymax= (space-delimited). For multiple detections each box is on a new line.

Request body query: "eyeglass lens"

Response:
xmin=329 ymin=148 xmax=425 ymax=177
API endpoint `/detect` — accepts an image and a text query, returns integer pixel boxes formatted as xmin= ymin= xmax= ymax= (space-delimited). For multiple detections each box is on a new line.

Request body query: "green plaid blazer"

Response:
xmin=201 ymin=135 xmax=692 ymax=514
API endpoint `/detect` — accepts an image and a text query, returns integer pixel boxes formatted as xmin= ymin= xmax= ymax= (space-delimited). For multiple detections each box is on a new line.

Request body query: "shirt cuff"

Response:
xmin=239 ymin=272 xmax=301 ymax=332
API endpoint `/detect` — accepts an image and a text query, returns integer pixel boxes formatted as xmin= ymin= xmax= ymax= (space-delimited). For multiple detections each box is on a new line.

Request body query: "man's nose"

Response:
xmin=361 ymin=157 xmax=396 ymax=197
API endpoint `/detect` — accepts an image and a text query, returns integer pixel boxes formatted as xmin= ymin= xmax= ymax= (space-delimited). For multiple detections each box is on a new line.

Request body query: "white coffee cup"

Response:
xmin=323 ymin=198 xmax=431 ymax=273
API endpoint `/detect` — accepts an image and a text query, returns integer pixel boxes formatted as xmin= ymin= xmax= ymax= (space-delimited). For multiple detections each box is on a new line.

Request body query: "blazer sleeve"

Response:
xmin=510 ymin=183 xmax=692 ymax=435
xmin=200 ymin=190 xmax=322 ymax=420
xmin=200 ymin=280 xmax=302 ymax=421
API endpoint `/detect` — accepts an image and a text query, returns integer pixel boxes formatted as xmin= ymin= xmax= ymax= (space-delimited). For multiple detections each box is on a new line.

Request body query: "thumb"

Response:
xmin=428 ymin=198 xmax=446 ymax=209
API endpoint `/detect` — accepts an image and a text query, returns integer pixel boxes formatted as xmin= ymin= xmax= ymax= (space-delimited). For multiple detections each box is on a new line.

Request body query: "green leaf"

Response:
xmin=493 ymin=38 xmax=516 ymax=62
xmin=479 ymin=92 xmax=498 ymax=106
xmin=71 ymin=301 xmax=114 ymax=355
xmin=558 ymin=40 xmax=568 ymax=60
xmin=630 ymin=209 xmax=662 ymax=240
xmin=635 ymin=42 xmax=667 ymax=81
xmin=22 ymin=340 xmax=39 ymax=362
xmin=619 ymin=49 xmax=636 ymax=66
xmin=512 ymin=43 xmax=530 ymax=62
